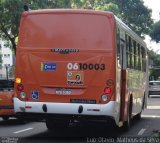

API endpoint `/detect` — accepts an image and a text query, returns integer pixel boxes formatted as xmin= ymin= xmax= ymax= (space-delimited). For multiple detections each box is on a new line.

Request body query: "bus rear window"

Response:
xmin=19 ymin=14 xmax=113 ymax=50
xmin=0 ymin=80 xmax=14 ymax=90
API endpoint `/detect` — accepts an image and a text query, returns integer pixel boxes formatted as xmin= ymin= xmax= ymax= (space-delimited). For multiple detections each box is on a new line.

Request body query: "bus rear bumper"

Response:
xmin=13 ymin=97 xmax=120 ymax=125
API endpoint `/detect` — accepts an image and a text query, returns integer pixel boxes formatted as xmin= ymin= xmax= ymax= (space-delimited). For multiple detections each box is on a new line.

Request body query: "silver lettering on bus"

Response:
xmin=51 ymin=48 xmax=79 ymax=53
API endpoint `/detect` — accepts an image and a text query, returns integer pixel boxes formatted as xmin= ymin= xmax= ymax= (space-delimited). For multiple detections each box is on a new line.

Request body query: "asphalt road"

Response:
xmin=0 ymin=97 xmax=160 ymax=143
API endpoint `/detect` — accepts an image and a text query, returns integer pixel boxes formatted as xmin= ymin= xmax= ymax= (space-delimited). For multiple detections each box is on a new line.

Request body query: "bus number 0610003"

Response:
xmin=79 ymin=63 xmax=105 ymax=70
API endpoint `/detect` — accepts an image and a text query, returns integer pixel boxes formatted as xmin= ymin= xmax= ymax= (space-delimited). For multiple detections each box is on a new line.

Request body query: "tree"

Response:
xmin=112 ymin=0 xmax=153 ymax=38
xmin=26 ymin=0 xmax=72 ymax=9
xmin=149 ymin=49 xmax=160 ymax=66
xmin=150 ymin=21 xmax=160 ymax=43
xmin=148 ymin=49 xmax=160 ymax=80
xmin=0 ymin=0 xmax=24 ymax=54
xmin=71 ymin=0 xmax=121 ymax=17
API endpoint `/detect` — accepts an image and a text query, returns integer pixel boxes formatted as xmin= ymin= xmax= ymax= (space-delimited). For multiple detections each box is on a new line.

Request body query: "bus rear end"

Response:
xmin=0 ymin=66 xmax=14 ymax=120
xmin=14 ymin=10 xmax=120 ymax=128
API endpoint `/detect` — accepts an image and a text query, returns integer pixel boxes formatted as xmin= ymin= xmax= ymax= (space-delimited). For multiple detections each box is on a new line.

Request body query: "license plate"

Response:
xmin=55 ymin=89 xmax=72 ymax=95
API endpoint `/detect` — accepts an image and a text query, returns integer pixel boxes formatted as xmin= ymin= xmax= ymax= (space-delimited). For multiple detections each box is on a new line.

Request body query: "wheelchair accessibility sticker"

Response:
xmin=31 ymin=91 xmax=39 ymax=100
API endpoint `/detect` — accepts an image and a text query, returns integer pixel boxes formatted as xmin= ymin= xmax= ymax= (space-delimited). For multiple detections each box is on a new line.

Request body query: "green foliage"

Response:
xmin=148 ymin=50 xmax=160 ymax=80
xmin=0 ymin=0 xmax=24 ymax=54
xmin=150 ymin=69 xmax=160 ymax=80
xmin=112 ymin=0 xmax=153 ymax=38
xmin=71 ymin=0 xmax=121 ymax=16
xmin=27 ymin=0 xmax=72 ymax=9
xmin=150 ymin=21 xmax=160 ymax=43
xmin=149 ymin=50 xmax=160 ymax=66
xmin=95 ymin=2 xmax=121 ymax=17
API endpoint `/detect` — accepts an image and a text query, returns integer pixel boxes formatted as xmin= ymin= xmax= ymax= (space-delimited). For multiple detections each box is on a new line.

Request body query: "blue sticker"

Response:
xmin=41 ymin=63 xmax=56 ymax=71
xmin=31 ymin=91 xmax=39 ymax=100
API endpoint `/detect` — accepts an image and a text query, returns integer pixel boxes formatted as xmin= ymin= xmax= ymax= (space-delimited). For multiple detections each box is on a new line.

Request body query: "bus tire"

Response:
xmin=134 ymin=112 xmax=141 ymax=120
xmin=142 ymin=94 xmax=145 ymax=110
xmin=122 ymin=98 xmax=132 ymax=131
xmin=17 ymin=117 xmax=27 ymax=124
xmin=46 ymin=119 xmax=69 ymax=131
xmin=134 ymin=94 xmax=145 ymax=120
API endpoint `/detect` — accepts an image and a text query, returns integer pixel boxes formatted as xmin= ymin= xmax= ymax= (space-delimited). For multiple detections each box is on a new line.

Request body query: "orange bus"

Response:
xmin=0 ymin=67 xmax=14 ymax=120
xmin=14 ymin=9 xmax=148 ymax=130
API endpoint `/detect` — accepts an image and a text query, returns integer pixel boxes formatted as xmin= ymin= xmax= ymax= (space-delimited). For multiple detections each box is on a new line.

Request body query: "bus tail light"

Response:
xmin=106 ymin=79 xmax=114 ymax=86
xmin=16 ymin=77 xmax=22 ymax=84
xmin=17 ymin=84 xmax=24 ymax=91
xmin=101 ymin=95 xmax=108 ymax=102
xmin=101 ymin=87 xmax=112 ymax=102
xmin=104 ymin=87 xmax=111 ymax=94
xmin=101 ymin=79 xmax=114 ymax=103
xmin=20 ymin=92 xmax=26 ymax=99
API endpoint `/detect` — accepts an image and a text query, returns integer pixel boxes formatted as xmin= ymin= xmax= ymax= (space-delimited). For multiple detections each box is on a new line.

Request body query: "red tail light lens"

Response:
xmin=104 ymin=87 xmax=111 ymax=94
xmin=17 ymin=84 xmax=24 ymax=91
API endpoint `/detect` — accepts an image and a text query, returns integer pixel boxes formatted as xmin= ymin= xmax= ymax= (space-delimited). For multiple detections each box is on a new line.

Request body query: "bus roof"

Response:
xmin=22 ymin=9 xmax=114 ymax=17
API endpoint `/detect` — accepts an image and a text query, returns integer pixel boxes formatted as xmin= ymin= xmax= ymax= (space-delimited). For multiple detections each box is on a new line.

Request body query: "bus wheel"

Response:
xmin=46 ymin=119 xmax=69 ymax=131
xmin=134 ymin=96 xmax=144 ymax=121
xmin=122 ymin=100 xmax=132 ymax=131
xmin=2 ymin=116 xmax=9 ymax=121
xmin=134 ymin=112 xmax=141 ymax=120
xmin=17 ymin=117 xmax=27 ymax=124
